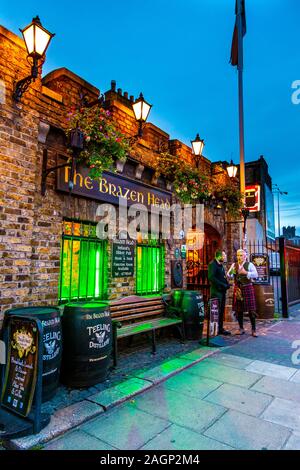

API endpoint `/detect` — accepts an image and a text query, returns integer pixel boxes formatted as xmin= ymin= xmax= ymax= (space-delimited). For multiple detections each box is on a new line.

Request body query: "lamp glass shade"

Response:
xmin=191 ymin=134 xmax=204 ymax=156
xmin=132 ymin=93 xmax=152 ymax=122
xmin=22 ymin=17 xmax=53 ymax=58
xmin=227 ymin=161 xmax=238 ymax=178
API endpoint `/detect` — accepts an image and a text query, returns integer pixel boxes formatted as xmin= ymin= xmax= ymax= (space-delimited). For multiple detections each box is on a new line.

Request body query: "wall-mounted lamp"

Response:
xmin=13 ymin=16 xmax=55 ymax=101
xmin=191 ymin=134 xmax=205 ymax=168
xmin=226 ymin=159 xmax=238 ymax=178
xmin=132 ymin=93 xmax=152 ymax=137
xmin=211 ymin=160 xmax=238 ymax=178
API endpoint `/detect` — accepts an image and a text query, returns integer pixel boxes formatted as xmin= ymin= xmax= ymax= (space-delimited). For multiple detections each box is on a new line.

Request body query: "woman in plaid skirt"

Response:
xmin=227 ymin=249 xmax=259 ymax=337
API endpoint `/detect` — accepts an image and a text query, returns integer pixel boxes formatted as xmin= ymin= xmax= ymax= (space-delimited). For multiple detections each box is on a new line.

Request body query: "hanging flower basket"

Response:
xmin=153 ymin=152 xmax=211 ymax=204
xmin=213 ymin=181 xmax=243 ymax=217
xmin=66 ymin=106 xmax=130 ymax=179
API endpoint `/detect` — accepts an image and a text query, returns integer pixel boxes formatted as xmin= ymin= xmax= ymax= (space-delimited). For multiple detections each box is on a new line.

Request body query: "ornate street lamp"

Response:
xmin=132 ymin=93 xmax=152 ymax=137
xmin=211 ymin=160 xmax=238 ymax=178
xmin=13 ymin=16 xmax=55 ymax=101
xmin=226 ymin=159 xmax=238 ymax=178
xmin=191 ymin=133 xmax=205 ymax=167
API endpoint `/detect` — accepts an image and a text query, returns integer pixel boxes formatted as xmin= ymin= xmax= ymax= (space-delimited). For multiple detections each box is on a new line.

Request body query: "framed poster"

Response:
xmin=250 ymin=253 xmax=270 ymax=284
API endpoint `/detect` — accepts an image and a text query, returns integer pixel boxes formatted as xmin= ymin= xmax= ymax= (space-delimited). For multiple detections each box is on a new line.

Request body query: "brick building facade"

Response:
xmin=0 ymin=24 xmax=241 ymax=319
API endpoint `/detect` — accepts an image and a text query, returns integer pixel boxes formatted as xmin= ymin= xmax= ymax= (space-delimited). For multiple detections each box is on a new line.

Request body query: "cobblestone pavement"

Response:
xmin=40 ymin=311 xmax=300 ymax=450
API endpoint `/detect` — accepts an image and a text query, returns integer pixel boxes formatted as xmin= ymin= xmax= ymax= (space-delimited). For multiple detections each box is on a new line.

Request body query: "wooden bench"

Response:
xmin=110 ymin=295 xmax=185 ymax=366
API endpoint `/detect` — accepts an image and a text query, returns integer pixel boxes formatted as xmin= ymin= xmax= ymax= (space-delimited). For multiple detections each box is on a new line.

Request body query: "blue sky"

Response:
xmin=1 ymin=0 xmax=299 ymax=234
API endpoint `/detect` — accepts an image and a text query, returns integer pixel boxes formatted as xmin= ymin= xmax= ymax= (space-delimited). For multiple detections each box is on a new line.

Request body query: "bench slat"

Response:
xmin=110 ymin=300 xmax=164 ymax=312
xmin=117 ymin=317 xmax=182 ymax=338
xmin=111 ymin=304 xmax=164 ymax=318
xmin=113 ymin=310 xmax=164 ymax=323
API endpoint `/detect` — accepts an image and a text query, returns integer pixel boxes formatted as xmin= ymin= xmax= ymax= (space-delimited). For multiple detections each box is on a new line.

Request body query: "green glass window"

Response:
xmin=59 ymin=220 xmax=107 ymax=303
xmin=136 ymin=239 xmax=165 ymax=295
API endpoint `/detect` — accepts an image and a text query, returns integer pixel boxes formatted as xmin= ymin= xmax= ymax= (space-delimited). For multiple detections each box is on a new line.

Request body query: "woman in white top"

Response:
xmin=227 ymin=249 xmax=259 ymax=337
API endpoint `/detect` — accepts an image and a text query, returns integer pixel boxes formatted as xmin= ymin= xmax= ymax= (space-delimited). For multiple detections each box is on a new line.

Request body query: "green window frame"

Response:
xmin=136 ymin=239 xmax=165 ymax=295
xmin=59 ymin=220 xmax=107 ymax=304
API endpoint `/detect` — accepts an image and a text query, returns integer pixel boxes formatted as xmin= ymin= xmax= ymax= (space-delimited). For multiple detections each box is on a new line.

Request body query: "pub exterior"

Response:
xmin=0 ymin=22 xmax=242 ymax=324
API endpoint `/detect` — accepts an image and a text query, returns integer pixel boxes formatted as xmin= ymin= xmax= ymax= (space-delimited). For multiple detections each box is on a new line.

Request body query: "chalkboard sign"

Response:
xmin=1 ymin=317 xmax=39 ymax=418
xmin=112 ymin=239 xmax=135 ymax=278
xmin=250 ymin=253 xmax=269 ymax=284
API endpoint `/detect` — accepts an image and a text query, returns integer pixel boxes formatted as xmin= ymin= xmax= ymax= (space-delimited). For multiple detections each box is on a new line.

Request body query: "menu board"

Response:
xmin=250 ymin=253 xmax=270 ymax=284
xmin=112 ymin=239 xmax=135 ymax=278
xmin=1 ymin=317 xmax=39 ymax=417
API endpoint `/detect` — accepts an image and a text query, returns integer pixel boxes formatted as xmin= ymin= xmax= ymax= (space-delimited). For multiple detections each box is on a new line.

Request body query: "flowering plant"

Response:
xmin=67 ymin=106 xmax=129 ymax=179
xmin=213 ymin=181 xmax=243 ymax=217
xmin=153 ymin=152 xmax=211 ymax=203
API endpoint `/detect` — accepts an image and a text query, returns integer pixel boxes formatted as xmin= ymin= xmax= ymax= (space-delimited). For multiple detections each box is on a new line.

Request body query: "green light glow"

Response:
xmin=136 ymin=242 xmax=164 ymax=295
xmin=59 ymin=227 xmax=107 ymax=303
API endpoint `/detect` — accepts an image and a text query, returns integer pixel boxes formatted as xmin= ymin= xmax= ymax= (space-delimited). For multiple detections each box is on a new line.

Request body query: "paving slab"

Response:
xmin=205 ymin=353 xmax=254 ymax=370
xmin=290 ymin=370 xmax=300 ymax=383
xmin=283 ymin=432 xmax=300 ymax=450
xmin=131 ymin=385 xmax=226 ymax=433
xmin=141 ymin=423 xmax=234 ymax=450
xmin=81 ymin=403 xmax=170 ymax=450
xmin=262 ymin=398 xmax=300 ymax=432
xmin=43 ymin=430 xmax=116 ymax=450
xmin=162 ymin=370 xmax=222 ymax=399
xmin=251 ymin=375 xmax=300 ymax=403
xmin=133 ymin=358 xmax=202 ymax=384
xmin=187 ymin=361 xmax=262 ymax=388
xmin=204 ymin=409 xmax=290 ymax=450
xmin=245 ymin=360 xmax=298 ymax=380
xmin=204 ymin=383 xmax=273 ymax=417
xmin=87 ymin=378 xmax=152 ymax=410
xmin=8 ymin=400 xmax=104 ymax=450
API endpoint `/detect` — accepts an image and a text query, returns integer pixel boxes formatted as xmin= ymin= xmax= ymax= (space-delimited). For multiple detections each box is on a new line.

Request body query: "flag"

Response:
xmin=230 ymin=0 xmax=246 ymax=66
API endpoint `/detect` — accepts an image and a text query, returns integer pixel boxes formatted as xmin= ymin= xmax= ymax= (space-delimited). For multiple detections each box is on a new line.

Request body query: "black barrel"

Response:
xmin=60 ymin=301 xmax=112 ymax=388
xmin=171 ymin=290 xmax=184 ymax=308
xmin=181 ymin=291 xmax=205 ymax=340
xmin=4 ymin=306 xmax=62 ymax=402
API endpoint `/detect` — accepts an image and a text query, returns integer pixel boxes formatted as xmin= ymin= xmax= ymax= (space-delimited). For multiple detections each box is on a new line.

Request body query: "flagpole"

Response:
xmin=237 ymin=0 xmax=247 ymax=248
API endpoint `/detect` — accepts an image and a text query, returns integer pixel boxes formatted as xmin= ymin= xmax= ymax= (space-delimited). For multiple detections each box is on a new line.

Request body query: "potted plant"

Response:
xmin=67 ymin=106 xmax=129 ymax=179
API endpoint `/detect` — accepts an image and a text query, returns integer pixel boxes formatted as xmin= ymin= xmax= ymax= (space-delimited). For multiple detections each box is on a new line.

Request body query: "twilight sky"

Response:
xmin=2 ymin=0 xmax=300 ymax=234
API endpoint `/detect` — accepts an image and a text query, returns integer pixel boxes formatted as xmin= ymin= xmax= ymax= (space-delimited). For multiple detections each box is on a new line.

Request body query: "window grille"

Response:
xmin=59 ymin=220 xmax=107 ymax=303
xmin=136 ymin=238 xmax=165 ymax=295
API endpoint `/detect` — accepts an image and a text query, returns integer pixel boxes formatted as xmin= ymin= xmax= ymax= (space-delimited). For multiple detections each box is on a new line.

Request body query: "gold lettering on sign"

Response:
xmin=116 ymin=187 xmax=125 ymax=198
xmin=109 ymin=183 xmax=117 ymax=197
xmin=99 ymin=178 xmax=109 ymax=194
xmin=73 ymin=171 xmax=83 ymax=187
xmin=137 ymin=192 xmax=144 ymax=204
xmin=130 ymin=190 xmax=137 ymax=202
xmin=84 ymin=176 xmax=93 ymax=190
xmin=148 ymin=193 xmax=155 ymax=206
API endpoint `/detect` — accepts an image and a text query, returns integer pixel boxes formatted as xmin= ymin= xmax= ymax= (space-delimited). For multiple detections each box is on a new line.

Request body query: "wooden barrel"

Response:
xmin=60 ymin=301 xmax=112 ymax=388
xmin=4 ymin=306 xmax=62 ymax=402
xmin=254 ymin=284 xmax=275 ymax=319
xmin=181 ymin=291 xmax=205 ymax=340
